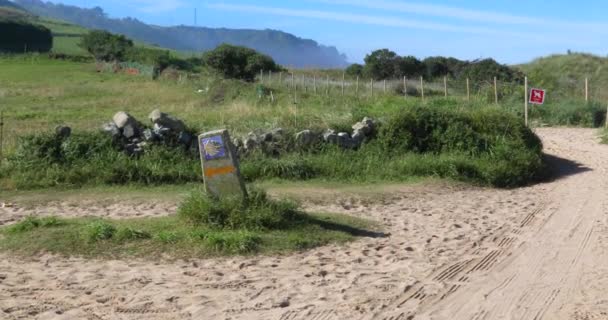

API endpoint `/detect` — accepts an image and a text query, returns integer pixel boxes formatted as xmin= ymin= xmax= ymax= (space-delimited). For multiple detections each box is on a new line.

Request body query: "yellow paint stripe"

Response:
xmin=205 ymin=165 xmax=236 ymax=178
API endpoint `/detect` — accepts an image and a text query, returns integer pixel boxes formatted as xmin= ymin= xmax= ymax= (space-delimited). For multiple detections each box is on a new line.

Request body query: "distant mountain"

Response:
xmin=0 ymin=0 xmax=22 ymax=10
xmin=13 ymin=0 xmax=349 ymax=68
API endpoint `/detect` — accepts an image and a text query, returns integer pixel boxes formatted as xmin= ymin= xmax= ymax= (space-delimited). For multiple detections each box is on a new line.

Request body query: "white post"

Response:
xmin=525 ymin=76 xmax=529 ymax=127
xmin=371 ymin=79 xmax=374 ymax=97
xmin=420 ymin=76 xmax=425 ymax=101
xmin=585 ymin=77 xmax=589 ymax=102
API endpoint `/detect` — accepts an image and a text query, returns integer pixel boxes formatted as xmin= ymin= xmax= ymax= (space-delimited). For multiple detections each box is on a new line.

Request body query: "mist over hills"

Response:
xmin=12 ymin=0 xmax=349 ymax=68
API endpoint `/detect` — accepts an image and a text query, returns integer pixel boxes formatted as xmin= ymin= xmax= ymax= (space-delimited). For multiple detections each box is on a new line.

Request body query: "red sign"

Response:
xmin=529 ymin=88 xmax=546 ymax=105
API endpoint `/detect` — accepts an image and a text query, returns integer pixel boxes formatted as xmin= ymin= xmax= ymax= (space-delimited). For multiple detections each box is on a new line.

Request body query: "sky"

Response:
xmin=46 ymin=0 xmax=608 ymax=64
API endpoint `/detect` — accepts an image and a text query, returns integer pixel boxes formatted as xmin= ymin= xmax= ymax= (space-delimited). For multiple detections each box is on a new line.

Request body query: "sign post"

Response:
xmin=198 ymin=129 xmax=247 ymax=199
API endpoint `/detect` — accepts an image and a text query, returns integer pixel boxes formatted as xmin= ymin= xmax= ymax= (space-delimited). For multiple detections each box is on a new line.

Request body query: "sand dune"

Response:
xmin=0 ymin=128 xmax=606 ymax=320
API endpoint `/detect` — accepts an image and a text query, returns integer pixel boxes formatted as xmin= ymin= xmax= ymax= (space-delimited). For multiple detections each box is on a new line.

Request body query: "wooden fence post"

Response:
xmin=585 ymin=77 xmax=589 ymax=102
xmin=444 ymin=76 xmax=448 ymax=97
xmin=525 ymin=76 xmax=529 ymax=126
xmin=279 ymin=72 xmax=282 ymax=86
xmin=371 ymin=79 xmax=374 ymax=98
xmin=313 ymin=75 xmax=317 ymax=94
xmin=403 ymin=76 xmax=407 ymax=98
xmin=326 ymin=75 xmax=330 ymax=95
xmin=356 ymin=76 xmax=359 ymax=96
xmin=466 ymin=78 xmax=470 ymax=101
xmin=269 ymin=70 xmax=272 ymax=84
xmin=0 ymin=110 xmax=3 ymax=164
xmin=342 ymin=72 xmax=345 ymax=96
xmin=420 ymin=76 xmax=425 ymax=101
xmin=291 ymin=73 xmax=295 ymax=92
xmin=383 ymin=80 xmax=387 ymax=93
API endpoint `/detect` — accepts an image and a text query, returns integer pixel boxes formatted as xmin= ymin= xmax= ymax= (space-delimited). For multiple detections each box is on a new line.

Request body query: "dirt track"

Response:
xmin=0 ymin=128 xmax=607 ymax=320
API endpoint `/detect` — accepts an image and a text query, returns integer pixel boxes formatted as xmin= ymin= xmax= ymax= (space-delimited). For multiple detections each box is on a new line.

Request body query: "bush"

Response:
xmin=203 ymin=44 xmax=282 ymax=81
xmin=115 ymin=227 xmax=151 ymax=241
xmin=79 ymin=30 xmax=133 ymax=61
xmin=0 ymin=21 xmax=52 ymax=53
xmin=345 ymin=63 xmax=363 ymax=77
xmin=83 ymin=221 xmax=116 ymax=242
xmin=178 ymin=188 xmax=298 ymax=230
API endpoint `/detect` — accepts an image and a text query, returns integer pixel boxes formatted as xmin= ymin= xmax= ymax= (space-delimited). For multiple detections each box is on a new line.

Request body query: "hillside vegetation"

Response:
xmin=13 ymin=0 xmax=348 ymax=68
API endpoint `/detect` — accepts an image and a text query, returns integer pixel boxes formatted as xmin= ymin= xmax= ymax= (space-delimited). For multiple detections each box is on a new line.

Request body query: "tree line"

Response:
xmin=346 ymin=48 xmax=524 ymax=83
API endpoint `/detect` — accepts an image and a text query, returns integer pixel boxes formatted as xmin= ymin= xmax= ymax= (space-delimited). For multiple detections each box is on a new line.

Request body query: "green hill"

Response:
xmin=518 ymin=53 xmax=608 ymax=101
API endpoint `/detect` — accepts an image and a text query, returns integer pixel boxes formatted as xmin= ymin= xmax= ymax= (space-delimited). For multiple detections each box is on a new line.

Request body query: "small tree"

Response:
xmin=345 ymin=63 xmax=364 ymax=77
xmin=203 ymin=44 xmax=282 ymax=81
xmin=79 ymin=30 xmax=133 ymax=61
xmin=363 ymin=49 xmax=400 ymax=80
xmin=396 ymin=56 xmax=425 ymax=78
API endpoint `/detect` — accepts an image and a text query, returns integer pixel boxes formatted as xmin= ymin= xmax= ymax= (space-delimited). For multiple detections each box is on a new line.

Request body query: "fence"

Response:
xmin=256 ymin=69 xmax=608 ymax=126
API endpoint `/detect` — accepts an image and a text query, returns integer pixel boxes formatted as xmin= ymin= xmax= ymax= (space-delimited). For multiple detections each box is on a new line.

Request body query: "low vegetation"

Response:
xmin=0 ymin=189 xmax=377 ymax=258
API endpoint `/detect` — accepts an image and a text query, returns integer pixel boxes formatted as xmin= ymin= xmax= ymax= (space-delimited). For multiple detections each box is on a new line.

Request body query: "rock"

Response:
xmin=125 ymin=144 xmax=143 ymax=156
xmin=323 ymin=129 xmax=338 ymax=144
xmin=271 ymin=128 xmax=284 ymax=140
xmin=337 ymin=132 xmax=353 ymax=149
xmin=352 ymin=129 xmax=365 ymax=144
xmin=112 ymin=111 xmax=138 ymax=129
xmin=122 ymin=123 xmax=139 ymax=139
xmin=244 ymin=136 xmax=257 ymax=151
xmin=232 ymin=138 xmax=244 ymax=149
xmin=352 ymin=117 xmax=376 ymax=136
xmin=55 ymin=125 xmax=71 ymax=138
xmin=102 ymin=122 xmax=121 ymax=138
xmin=149 ymin=109 xmax=185 ymax=132
xmin=142 ymin=128 xmax=158 ymax=142
xmin=153 ymin=123 xmax=172 ymax=137
xmin=295 ymin=130 xmax=316 ymax=146
xmin=178 ymin=131 xmax=193 ymax=147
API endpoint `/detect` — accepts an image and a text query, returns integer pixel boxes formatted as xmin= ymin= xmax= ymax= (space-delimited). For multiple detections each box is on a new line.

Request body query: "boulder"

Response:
xmin=149 ymin=109 xmax=186 ymax=132
xmin=244 ymin=136 xmax=257 ymax=151
xmin=323 ymin=129 xmax=338 ymax=144
xmin=102 ymin=122 xmax=121 ymax=139
xmin=352 ymin=129 xmax=365 ymax=145
xmin=178 ymin=131 xmax=193 ymax=147
xmin=55 ymin=125 xmax=71 ymax=138
xmin=337 ymin=132 xmax=353 ymax=149
xmin=352 ymin=117 xmax=376 ymax=136
xmin=122 ymin=123 xmax=139 ymax=139
xmin=113 ymin=111 xmax=138 ymax=129
xmin=295 ymin=130 xmax=316 ymax=147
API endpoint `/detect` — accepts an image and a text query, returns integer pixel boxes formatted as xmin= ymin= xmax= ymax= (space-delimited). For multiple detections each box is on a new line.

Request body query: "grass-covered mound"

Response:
xmin=0 ymin=189 xmax=377 ymax=258
xmin=0 ymin=104 xmax=545 ymax=189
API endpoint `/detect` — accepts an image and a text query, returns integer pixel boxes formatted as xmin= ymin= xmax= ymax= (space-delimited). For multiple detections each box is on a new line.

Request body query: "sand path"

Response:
xmin=0 ymin=128 xmax=606 ymax=320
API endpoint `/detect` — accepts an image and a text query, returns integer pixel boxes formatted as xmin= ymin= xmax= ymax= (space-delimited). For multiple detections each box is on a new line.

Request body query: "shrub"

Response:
xmin=83 ymin=221 xmax=116 ymax=242
xmin=79 ymin=30 xmax=133 ymax=61
xmin=345 ymin=63 xmax=364 ymax=77
xmin=203 ymin=44 xmax=282 ymax=81
xmin=363 ymin=49 xmax=401 ymax=80
xmin=178 ymin=188 xmax=299 ymax=230
xmin=155 ymin=231 xmax=180 ymax=244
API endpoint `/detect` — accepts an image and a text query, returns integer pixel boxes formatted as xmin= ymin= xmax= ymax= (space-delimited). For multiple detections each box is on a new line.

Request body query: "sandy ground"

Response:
xmin=0 ymin=128 xmax=607 ymax=320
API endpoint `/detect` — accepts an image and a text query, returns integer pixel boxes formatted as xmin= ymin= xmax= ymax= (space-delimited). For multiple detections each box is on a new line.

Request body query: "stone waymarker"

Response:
xmin=198 ymin=129 xmax=247 ymax=198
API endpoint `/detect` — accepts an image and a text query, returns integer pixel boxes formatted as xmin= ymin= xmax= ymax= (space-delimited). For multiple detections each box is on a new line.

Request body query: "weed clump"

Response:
xmin=8 ymin=216 xmax=63 ymax=233
xmin=178 ymin=188 xmax=298 ymax=230
xmin=83 ymin=221 xmax=116 ymax=242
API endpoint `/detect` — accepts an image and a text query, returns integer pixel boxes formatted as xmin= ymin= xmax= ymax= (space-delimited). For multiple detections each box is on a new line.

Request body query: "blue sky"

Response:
xmin=47 ymin=0 xmax=608 ymax=64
